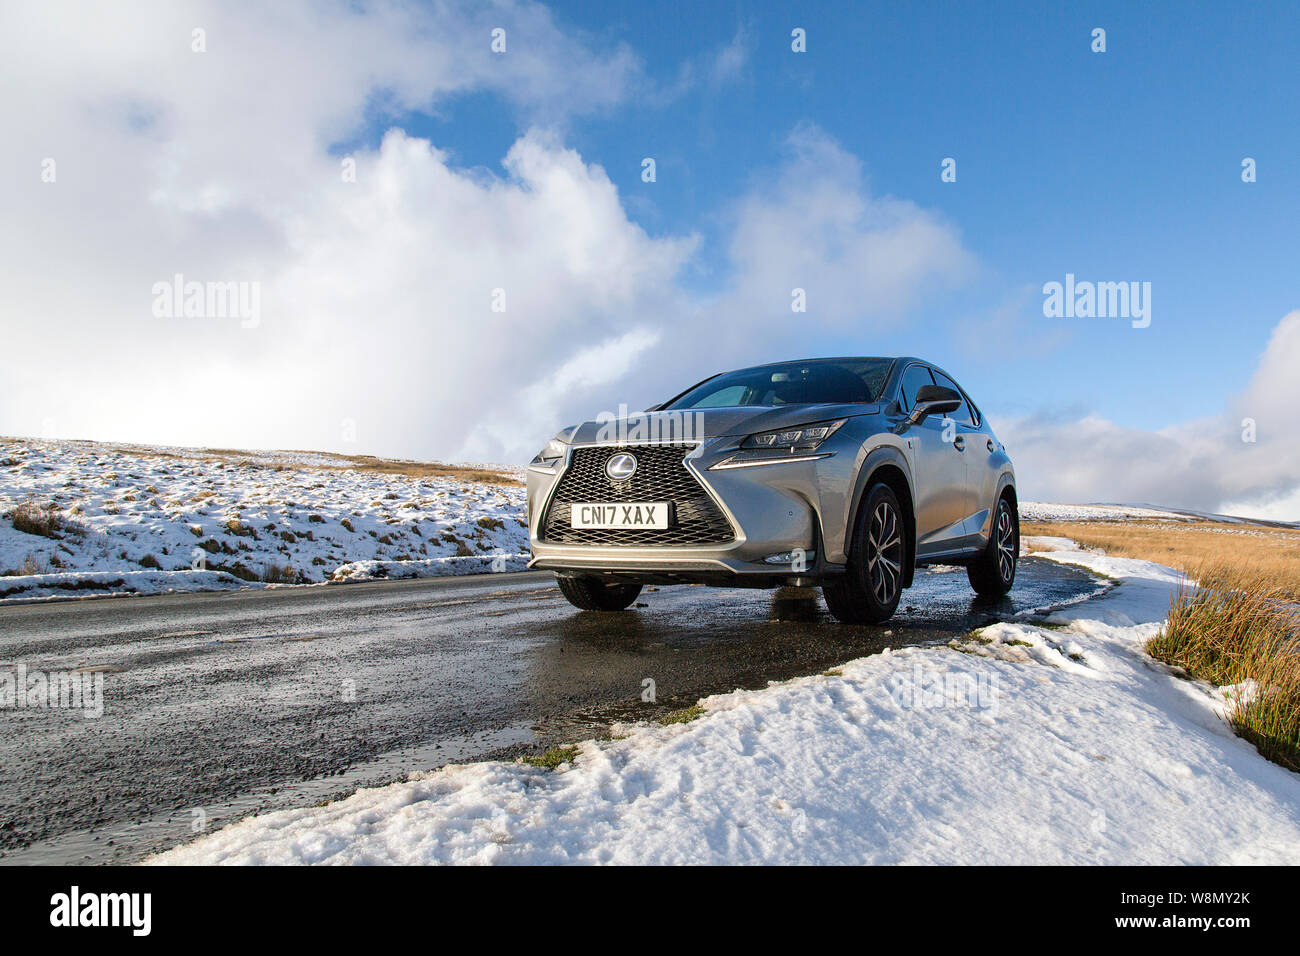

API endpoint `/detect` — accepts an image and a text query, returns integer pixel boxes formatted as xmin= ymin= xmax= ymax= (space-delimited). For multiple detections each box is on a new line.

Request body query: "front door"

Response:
xmin=895 ymin=364 xmax=970 ymax=558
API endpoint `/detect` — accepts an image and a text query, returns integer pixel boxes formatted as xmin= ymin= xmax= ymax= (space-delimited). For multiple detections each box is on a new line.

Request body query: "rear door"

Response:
xmin=929 ymin=369 xmax=986 ymax=540
xmin=896 ymin=364 xmax=969 ymax=556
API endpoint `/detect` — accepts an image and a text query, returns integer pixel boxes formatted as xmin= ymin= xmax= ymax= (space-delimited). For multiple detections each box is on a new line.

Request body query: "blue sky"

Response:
xmin=3 ymin=0 xmax=1297 ymax=514
xmin=383 ymin=0 xmax=1299 ymax=429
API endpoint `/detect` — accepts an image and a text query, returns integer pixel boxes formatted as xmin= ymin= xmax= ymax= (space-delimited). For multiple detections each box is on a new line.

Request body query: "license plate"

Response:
xmin=570 ymin=503 xmax=670 ymax=530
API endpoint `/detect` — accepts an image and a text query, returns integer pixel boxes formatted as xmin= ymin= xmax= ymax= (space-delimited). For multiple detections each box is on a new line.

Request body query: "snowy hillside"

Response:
xmin=0 ymin=438 xmax=528 ymax=601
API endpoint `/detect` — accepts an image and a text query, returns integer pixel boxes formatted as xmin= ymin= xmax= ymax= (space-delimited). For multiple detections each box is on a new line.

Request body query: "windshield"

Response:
xmin=664 ymin=358 xmax=894 ymax=409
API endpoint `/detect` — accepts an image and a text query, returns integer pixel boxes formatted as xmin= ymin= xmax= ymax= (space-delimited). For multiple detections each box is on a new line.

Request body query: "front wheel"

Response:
xmin=967 ymin=496 xmax=1018 ymax=597
xmin=823 ymin=483 xmax=905 ymax=624
xmin=556 ymin=574 xmax=643 ymax=611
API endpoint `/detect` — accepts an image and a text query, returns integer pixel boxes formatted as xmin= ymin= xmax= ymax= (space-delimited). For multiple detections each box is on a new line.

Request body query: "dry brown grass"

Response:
xmin=200 ymin=448 xmax=519 ymax=486
xmin=260 ymin=562 xmax=300 ymax=584
xmin=8 ymin=499 xmax=85 ymax=540
xmin=1023 ymin=518 xmax=1300 ymax=599
xmin=1148 ymin=565 xmax=1300 ymax=771
xmin=332 ymin=455 xmax=515 ymax=486
xmin=1026 ymin=516 xmax=1300 ymax=771
xmin=6 ymin=438 xmax=522 ymax=487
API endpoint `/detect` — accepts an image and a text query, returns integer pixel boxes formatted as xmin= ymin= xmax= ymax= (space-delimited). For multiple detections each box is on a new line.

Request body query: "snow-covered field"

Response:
xmin=0 ymin=438 xmax=527 ymax=601
xmin=1021 ymin=502 xmax=1198 ymax=523
xmin=149 ymin=540 xmax=1300 ymax=865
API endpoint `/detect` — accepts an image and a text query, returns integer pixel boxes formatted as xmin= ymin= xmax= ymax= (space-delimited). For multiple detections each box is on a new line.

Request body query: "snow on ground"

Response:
xmin=1020 ymin=502 xmax=1194 ymax=523
xmin=149 ymin=543 xmax=1300 ymax=866
xmin=0 ymin=438 xmax=527 ymax=601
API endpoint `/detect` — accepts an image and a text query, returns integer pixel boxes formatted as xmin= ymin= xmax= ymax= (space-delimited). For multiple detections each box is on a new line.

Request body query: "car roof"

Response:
xmin=727 ymin=356 xmax=899 ymax=371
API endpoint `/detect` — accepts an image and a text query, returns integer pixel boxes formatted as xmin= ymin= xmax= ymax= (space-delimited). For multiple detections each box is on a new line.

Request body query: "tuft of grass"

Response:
xmin=139 ymin=553 xmax=162 ymax=570
xmin=10 ymin=499 xmax=81 ymax=539
xmin=18 ymin=553 xmax=49 ymax=576
xmin=1026 ymin=618 xmax=1070 ymax=630
xmin=822 ymin=668 xmax=843 ymax=677
xmin=1148 ymin=563 xmax=1300 ymax=773
xmin=522 ymin=745 xmax=580 ymax=769
xmin=209 ymin=561 xmax=260 ymax=582
xmin=223 ymin=518 xmax=258 ymax=539
xmin=658 ymin=704 xmax=705 ymax=726
xmin=261 ymin=562 xmax=300 ymax=584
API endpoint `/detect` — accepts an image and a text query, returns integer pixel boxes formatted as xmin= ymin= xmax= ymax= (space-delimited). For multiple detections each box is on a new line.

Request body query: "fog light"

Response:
xmin=764 ymin=550 xmax=815 ymax=565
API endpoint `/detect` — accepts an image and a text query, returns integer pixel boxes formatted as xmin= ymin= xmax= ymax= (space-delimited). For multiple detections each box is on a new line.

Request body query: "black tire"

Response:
xmin=823 ymin=483 xmax=905 ymax=624
xmin=556 ymin=574 xmax=643 ymax=611
xmin=968 ymin=495 xmax=1018 ymax=597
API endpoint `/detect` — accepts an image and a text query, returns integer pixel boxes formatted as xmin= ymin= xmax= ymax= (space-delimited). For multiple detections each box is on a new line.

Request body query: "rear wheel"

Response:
xmin=823 ymin=483 xmax=905 ymax=624
xmin=556 ymin=574 xmax=643 ymax=611
xmin=967 ymin=495 xmax=1018 ymax=597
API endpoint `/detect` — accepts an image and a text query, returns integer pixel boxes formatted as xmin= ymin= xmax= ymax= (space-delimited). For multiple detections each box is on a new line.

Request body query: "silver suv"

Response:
xmin=526 ymin=357 xmax=1018 ymax=624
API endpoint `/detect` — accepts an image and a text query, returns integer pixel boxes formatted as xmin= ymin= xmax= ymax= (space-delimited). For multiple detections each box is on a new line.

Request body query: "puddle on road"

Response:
xmin=519 ymin=558 xmax=1109 ymax=749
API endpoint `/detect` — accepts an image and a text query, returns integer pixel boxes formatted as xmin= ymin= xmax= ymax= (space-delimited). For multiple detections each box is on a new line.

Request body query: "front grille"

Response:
xmin=541 ymin=444 xmax=735 ymax=546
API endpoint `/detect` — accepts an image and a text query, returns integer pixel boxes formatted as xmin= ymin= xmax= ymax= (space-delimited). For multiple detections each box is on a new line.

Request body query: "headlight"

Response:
xmin=530 ymin=435 xmax=568 ymax=467
xmin=741 ymin=419 xmax=846 ymax=452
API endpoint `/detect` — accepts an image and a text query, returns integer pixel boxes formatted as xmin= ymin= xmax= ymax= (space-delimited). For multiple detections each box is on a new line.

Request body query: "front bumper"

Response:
xmin=526 ymin=434 xmax=860 ymax=585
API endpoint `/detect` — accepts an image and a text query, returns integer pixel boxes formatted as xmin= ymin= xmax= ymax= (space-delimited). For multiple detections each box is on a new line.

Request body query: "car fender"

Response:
xmin=842 ymin=441 xmax=917 ymax=588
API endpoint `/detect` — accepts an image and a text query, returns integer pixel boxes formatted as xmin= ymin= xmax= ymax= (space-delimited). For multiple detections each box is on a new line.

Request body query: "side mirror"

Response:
xmin=907 ymin=384 xmax=962 ymax=425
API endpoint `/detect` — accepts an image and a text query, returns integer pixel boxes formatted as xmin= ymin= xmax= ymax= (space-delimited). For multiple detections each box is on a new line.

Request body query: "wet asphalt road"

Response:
xmin=0 ymin=558 xmax=1102 ymax=864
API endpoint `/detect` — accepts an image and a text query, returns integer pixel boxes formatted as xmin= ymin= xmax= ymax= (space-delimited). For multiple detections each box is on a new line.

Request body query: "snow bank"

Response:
xmin=0 ymin=568 xmax=256 ymax=601
xmin=148 ymin=546 xmax=1300 ymax=866
xmin=330 ymin=553 xmax=531 ymax=582
xmin=0 ymin=438 xmax=527 ymax=601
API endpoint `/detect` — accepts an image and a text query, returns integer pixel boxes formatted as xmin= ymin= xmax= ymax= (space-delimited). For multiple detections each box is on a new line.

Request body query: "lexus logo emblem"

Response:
xmin=605 ymin=452 xmax=638 ymax=481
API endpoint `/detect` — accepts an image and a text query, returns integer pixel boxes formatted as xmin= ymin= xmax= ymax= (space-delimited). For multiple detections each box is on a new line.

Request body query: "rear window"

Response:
xmin=665 ymin=359 xmax=894 ymax=409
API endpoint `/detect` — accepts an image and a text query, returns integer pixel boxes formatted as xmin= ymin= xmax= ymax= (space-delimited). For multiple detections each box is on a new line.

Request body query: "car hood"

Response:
xmin=563 ymin=403 xmax=879 ymax=444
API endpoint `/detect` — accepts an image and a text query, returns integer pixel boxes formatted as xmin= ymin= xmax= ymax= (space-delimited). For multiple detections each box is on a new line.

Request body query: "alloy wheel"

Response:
xmin=867 ymin=500 xmax=903 ymax=605
xmin=996 ymin=503 xmax=1016 ymax=582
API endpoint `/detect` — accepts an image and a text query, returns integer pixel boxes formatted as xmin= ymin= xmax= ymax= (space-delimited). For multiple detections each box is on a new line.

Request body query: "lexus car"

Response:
xmin=526 ymin=357 xmax=1018 ymax=624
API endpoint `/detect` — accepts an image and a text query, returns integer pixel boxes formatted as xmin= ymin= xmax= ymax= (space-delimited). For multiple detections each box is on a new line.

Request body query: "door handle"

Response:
xmin=987 ymin=438 xmax=996 ymax=453
xmin=952 ymin=435 xmax=965 ymax=452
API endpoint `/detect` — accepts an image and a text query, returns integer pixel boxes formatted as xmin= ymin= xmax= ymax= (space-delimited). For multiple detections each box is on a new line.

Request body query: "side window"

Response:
xmin=930 ymin=370 xmax=975 ymax=426
xmin=897 ymin=365 xmax=935 ymax=412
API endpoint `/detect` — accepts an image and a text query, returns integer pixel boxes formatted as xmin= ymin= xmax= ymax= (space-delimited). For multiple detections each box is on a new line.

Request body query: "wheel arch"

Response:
xmin=847 ymin=447 xmax=917 ymax=590
xmin=996 ymin=473 xmax=1019 ymax=537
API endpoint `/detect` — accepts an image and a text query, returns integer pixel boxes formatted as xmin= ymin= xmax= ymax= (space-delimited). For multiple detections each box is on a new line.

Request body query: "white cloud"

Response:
xmin=721 ymin=124 xmax=974 ymax=332
xmin=0 ymin=5 xmax=975 ymax=465
xmin=1000 ymin=310 xmax=1300 ymax=519
xmin=710 ymin=26 xmax=752 ymax=85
